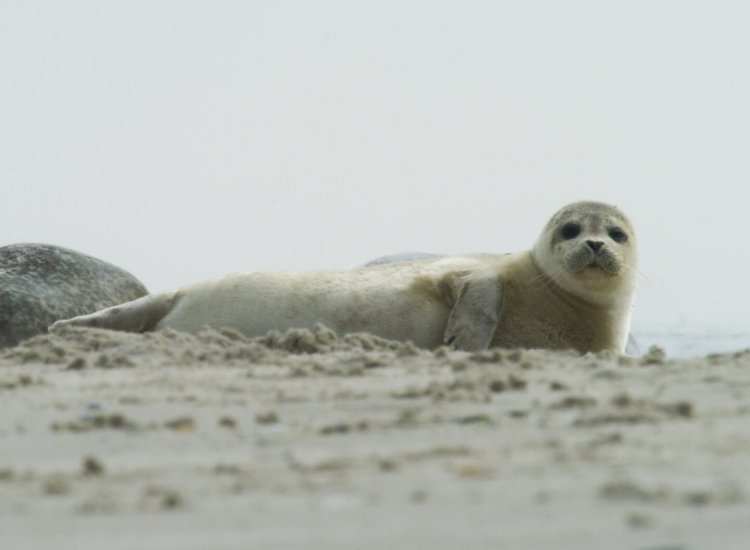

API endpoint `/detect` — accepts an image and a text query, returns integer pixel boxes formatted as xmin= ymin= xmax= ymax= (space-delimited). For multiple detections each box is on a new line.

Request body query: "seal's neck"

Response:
xmin=530 ymin=250 xmax=634 ymax=310
xmin=527 ymin=254 xmax=632 ymax=353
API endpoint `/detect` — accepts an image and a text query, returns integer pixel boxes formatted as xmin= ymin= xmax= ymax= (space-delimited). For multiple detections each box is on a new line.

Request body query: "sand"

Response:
xmin=1 ymin=325 xmax=749 ymax=549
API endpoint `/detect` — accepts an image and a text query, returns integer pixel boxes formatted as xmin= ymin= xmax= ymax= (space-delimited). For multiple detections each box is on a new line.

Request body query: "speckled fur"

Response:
xmin=0 ymin=244 xmax=147 ymax=347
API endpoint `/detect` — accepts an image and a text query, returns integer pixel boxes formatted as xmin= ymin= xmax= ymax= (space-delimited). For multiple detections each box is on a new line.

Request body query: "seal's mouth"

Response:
xmin=588 ymin=254 xmax=609 ymax=269
xmin=567 ymin=250 xmax=620 ymax=277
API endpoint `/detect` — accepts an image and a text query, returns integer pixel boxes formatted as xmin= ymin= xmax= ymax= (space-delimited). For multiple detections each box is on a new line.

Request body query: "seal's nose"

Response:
xmin=586 ymin=240 xmax=604 ymax=252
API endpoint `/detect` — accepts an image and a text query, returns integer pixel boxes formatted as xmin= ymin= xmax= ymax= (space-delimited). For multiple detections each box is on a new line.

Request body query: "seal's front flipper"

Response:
xmin=50 ymin=292 xmax=179 ymax=334
xmin=444 ymin=274 xmax=504 ymax=351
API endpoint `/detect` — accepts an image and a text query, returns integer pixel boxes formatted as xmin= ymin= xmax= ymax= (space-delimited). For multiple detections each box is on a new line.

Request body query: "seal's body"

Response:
xmin=0 ymin=244 xmax=147 ymax=347
xmin=53 ymin=202 xmax=637 ymax=353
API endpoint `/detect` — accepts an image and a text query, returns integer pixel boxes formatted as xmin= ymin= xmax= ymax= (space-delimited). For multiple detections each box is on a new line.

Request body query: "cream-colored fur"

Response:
xmin=52 ymin=202 xmax=638 ymax=353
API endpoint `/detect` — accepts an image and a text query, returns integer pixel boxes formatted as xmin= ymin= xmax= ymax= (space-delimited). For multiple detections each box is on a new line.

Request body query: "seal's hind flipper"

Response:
xmin=50 ymin=292 xmax=178 ymax=334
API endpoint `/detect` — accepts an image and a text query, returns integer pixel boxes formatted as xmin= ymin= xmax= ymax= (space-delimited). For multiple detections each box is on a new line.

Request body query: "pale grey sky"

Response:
xmin=2 ymin=1 xmax=749 ymax=328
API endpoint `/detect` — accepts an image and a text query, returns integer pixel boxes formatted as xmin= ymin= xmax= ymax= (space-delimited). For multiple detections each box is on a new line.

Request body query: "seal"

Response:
xmin=362 ymin=251 xmax=443 ymax=267
xmin=52 ymin=201 xmax=638 ymax=353
xmin=361 ymin=250 xmax=641 ymax=355
xmin=0 ymin=243 xmax=148 ymax=347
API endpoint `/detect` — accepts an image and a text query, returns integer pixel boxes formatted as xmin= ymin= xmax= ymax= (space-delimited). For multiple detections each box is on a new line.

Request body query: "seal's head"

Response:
xmin=532 ymin=201 xmax=638 ymax=305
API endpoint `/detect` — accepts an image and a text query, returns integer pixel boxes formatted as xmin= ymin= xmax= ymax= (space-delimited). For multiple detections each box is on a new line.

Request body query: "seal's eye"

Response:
xmin=561 ymin=223 xmax=581 ymax=240
xmin=609 ymin=228 xmax=628 ymax=243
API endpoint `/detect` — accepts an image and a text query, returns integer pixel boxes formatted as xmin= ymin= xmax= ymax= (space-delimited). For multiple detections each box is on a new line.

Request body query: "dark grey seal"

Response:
xmin=0 ymin=243 xmax=148 ymax=347
xmin=361 ymin=251 xmax=443 ymax=267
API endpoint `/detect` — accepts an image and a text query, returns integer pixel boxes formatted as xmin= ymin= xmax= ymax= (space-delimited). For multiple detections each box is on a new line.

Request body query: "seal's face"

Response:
xmin=532 ymin=202 xmax=638 ymax=304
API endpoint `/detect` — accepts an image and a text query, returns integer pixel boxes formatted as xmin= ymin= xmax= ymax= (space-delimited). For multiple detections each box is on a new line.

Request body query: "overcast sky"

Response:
xmin=2 ymin=1 xmax=749 ymax=328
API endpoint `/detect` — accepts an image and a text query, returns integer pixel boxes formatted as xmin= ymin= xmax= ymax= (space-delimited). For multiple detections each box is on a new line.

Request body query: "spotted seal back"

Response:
xmin=0 ymin=243 xmax=148 ymax=347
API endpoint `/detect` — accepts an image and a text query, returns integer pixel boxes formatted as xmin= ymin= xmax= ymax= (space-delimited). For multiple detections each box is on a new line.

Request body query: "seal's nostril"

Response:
xmin=587 ymin=240 xmax=604 ymax=251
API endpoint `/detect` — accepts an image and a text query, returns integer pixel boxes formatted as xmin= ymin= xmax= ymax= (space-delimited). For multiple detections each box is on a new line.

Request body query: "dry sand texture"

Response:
xmin=1 ymin=325 xmax=749 ymax=549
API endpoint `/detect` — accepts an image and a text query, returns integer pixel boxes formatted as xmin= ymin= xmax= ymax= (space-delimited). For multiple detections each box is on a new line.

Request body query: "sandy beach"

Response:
xmin=1 ymin=325 xmax=749 ymax=549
